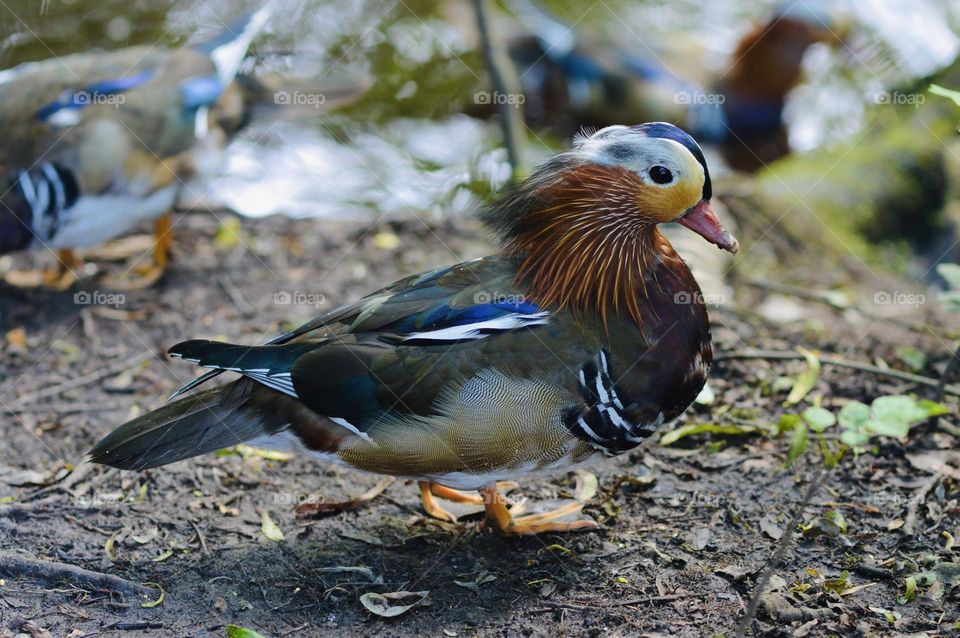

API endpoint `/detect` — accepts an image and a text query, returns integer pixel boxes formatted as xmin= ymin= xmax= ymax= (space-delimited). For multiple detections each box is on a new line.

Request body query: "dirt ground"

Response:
xmin=0 ymin=212 xmax=958 ymax=637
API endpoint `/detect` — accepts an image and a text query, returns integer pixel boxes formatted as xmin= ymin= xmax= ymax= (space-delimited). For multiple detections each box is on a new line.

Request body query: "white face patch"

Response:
xmin=572 ymin=125 xmax=705 ymax=192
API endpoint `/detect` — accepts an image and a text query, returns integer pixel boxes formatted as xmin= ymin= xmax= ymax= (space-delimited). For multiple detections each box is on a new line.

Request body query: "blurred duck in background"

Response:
xmin=503 ymin=0 xmax=847 ymax=171
xmin=0 ymin=5 xmax=367 ymax=290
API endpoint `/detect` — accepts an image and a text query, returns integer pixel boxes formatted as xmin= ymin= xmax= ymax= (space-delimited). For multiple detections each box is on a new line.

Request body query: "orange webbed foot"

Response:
xmin=480 ymin=484 xmax=599 ymax=535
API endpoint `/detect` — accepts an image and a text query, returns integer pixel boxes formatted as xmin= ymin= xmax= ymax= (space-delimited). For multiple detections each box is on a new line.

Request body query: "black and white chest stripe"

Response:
xmin=15 ymin=162 xmax=80 ymax=241
xmin=565 ymin=349 xmax=663 ymax=454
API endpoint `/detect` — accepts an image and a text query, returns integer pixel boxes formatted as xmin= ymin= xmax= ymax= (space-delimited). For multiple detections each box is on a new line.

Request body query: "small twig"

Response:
xmin=218 ymin=274 xmax=255 ymax=316
xmin=533 ymin=594 xmax=701 ymax=613
xmin=471 ymin=0 xmax=525 ymax=177
xmin=5 ymin=401 xmax=121 ymax=414
xmin=736 ymin=470 xmax=825 ymax=638
xmin=2 ymin=351 xmax=153 ymax=411
xmin=935 ymin=344 xmax=960 ymax=398
xmin=928 ymin=343 xmax=960 ymax=432
xmin=21 ymin=462 xmax=97 ymax=503
xmin=0 ymin=550 xmax=148 ymax=595
xmin=715 ymin=349 xmax=960 ymax=397
xmin=191 ymin=519 xmax=210 ymax=554
xmin=903 ymin=474 xmax=940 ymax=536
xmin=295 ymin=477 xmax=394 ymax=517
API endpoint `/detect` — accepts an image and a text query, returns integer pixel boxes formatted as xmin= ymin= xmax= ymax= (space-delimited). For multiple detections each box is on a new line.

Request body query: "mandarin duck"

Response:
xmin=90 ymin=123 xmax=738 ymax=535
xmin=0 ymin=6 xmax=366 ymax=289
xmin=504 ymin=1 xmax=845 ymax=171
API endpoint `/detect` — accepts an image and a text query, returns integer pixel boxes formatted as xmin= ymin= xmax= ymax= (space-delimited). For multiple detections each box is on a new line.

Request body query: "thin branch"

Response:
xmin=736 ymin=470 xmax=825 ymax=638
xmin=471 ymin=0 xmax=525 ymax=177
xmin=0 ymin=550 xmax=149 ymax=595
xmin=715 ymin=350 xmax=960 ymax=397
xmin=928 ymin=343 xmax=960 ymax=431
xmin=2 ymin=351 xmax=153 ymax=411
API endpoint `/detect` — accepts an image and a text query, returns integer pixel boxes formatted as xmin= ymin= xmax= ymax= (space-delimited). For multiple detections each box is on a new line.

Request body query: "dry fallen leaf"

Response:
xmin=371 ymin=231 xmax=400 ymax=250
xmin=573 ymin=470 xmax=598 ymax=502
xmin=359 ymin=590 xmax=429 ymax=617
xmin=260 ymin=511 xmax=284 ymax=542
xmin=906 ymin=450 xmax=960 ymax=480
xmin=296 ymin=477 xmax=393 ymax=517
xmin=5 ymin=327 xmax=27 ymax=349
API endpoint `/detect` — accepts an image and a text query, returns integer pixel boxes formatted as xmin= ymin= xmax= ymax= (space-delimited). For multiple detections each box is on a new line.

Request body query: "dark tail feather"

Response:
xmin=169 ymin=339 xmax=318 ymax=373
xmin=89 ymin=383 xmax=274 ymax=470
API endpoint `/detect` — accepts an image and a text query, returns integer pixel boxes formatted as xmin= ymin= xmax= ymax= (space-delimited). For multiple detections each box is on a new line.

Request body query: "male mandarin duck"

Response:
xmin=90 ymin=123 xmax=738 ymax=535
xmin=0 ymin=6 xmax=365 ymax=289
xmin=505 ymin=1 xmax=846 ymax=171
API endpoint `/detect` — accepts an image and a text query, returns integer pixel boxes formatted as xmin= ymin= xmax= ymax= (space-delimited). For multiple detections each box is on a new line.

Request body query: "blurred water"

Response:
xmin=1 ymin=0 xmax=958 ymax=219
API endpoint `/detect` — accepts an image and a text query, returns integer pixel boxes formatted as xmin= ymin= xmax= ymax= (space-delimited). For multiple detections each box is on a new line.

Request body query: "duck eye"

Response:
xmin=649 ymin=165 xmax=673 ymax=184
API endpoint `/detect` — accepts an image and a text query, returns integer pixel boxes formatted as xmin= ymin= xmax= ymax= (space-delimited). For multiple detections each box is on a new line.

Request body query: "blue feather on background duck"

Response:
xmin=90 ymin=122 xmax=738 ymax=535
xmin=0 ymin=5 xmax=366 ymax=289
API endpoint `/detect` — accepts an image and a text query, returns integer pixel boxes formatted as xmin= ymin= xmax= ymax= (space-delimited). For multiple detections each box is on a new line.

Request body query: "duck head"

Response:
xmin=482 ymin=122 xmax=738 ymax=324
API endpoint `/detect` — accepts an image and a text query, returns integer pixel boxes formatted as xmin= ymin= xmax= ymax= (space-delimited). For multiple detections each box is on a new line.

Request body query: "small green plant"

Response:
xmin=778 ymin=395 xmax=948 ymax=467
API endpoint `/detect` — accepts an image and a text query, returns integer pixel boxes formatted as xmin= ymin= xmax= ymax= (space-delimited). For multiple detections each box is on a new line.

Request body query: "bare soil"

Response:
xmin=0 ymin=212 xmax=958 ymax=638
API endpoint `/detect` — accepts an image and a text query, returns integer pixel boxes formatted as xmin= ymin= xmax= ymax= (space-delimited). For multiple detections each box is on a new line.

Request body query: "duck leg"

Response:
xmin=419 ymin=481 xmax=520 ymax=522
xmin=418 ymin=481 xmax=459 ymax=522
xmin=107 ymin=215 xmax=172 ymax=290
xmin=4 ymin=249 xmax=80 ymax=290
xmin=480 ymin=484 xmax=598 ymax=535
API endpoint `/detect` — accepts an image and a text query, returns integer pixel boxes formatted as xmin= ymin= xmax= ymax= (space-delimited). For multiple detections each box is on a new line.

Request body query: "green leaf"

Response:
xmin=917 ymin=400 xmax=950 ymax=417
xmin=894 ymin=346 xmax=927 ymax=372
xmin=214 ymin=217 xmax=244 ymax=249
xmin=824 ymin=509 xmax=848 ymax=534
xmin=864 ymin=418 xmax=910 ymax=438
xmin=819 ymin=439 xmax=847 ymax=469
xmin=838 ymin=401 xmax=870 ymax=431
xmin=929 ymin=84 xmax=960 ymax=107
xmin=775 ymin=413 xmax=802 ymax=436
xmin=227 ymin=626 xmax=267 ymax=638
xmin=871 ymin=395 xmax=929 ymax=425
xmin=840 ymin=429 xmax=871 ymax=447
xmin=783 ymin=348 xmax=821 ymax=407
xmin=659 ymin=423 xmax=762 ymax=446
xmin=802 ymin=407 xmax=836 ymax=432
xmin=898 ymin=575 xmax=918 ymax=604
xmin=787 ymin=422 xmax=809 ymax=464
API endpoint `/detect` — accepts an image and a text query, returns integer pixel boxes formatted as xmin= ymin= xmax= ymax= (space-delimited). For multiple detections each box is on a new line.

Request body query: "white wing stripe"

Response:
xmin=329 ymin=416 xmax=375 ymax=443
xmin=41 ymin=163 xmax=65 ymax=210
xmin=401 ymin=312 xmax=550 ymax=342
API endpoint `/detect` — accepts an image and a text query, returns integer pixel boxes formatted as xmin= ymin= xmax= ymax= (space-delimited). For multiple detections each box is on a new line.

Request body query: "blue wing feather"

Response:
xmin=36 ymin=70 xmax=154 ymax=121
